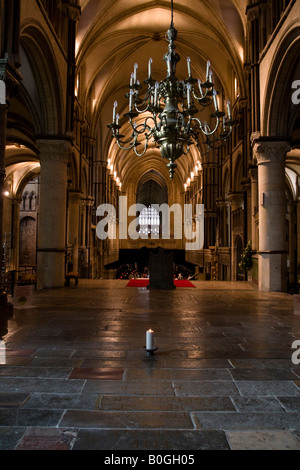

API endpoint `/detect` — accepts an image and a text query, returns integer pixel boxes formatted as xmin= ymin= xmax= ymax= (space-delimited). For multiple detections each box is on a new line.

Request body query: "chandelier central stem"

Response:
xmin=164 ymin=22 xmax=180 ymax=78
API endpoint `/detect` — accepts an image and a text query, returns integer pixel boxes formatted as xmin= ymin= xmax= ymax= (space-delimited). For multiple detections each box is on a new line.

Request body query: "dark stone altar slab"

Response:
xmin=148 ymin=248 xmax=175 ymax=290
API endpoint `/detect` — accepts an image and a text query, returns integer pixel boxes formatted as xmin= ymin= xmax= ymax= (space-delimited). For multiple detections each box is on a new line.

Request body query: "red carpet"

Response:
xmin=126 ymin=279 xmax=195 ymax=288
xmin=127 ymin=279 xmax=149 ymax=287
xmin=174 ymin=280 xmax=195 ymax=288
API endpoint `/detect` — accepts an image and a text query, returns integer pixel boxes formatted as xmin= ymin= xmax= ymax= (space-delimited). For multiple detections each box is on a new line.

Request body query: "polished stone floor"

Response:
xmin=1 ymin=280 xmax=300 ymax=450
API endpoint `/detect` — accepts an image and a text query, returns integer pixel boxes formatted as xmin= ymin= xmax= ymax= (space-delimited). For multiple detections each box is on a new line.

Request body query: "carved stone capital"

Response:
xmin=228 ymin=191 xmax=244 ymax=207
xmin=62 ymin=3 xmax=81 ymax=22
xmin=69 ymin=190 xmax=83 ymax=204
xmin=252 ymin=139 xmax=291 ymax=165
xmin=246 ymin=4 xmax=260 ymax=22
xmin=0 ymin=59 xmax=22 ymax=101
xmin=216 ymin=198 xmax=227 ymax=209
xmin=36 ymin=139 xmax=72 ymax=164
xmin=80 ymin=196 xmax=94 ymax=207
xmin=248 ymin=162 xmax=258 ymax=182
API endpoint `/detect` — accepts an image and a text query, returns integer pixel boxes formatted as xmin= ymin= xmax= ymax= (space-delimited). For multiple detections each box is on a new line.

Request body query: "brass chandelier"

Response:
xmin=108 ymin=0 xmax=234 ymax=179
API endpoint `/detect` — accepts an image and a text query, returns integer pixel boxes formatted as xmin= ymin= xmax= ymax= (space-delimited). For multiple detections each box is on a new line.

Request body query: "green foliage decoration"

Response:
xmin=239 ymin=241 xmax=252 ymax=272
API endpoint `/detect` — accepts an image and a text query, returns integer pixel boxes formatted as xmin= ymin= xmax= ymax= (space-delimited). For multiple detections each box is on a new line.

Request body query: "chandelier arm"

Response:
xmin=192 ymin=87 xmax=213 ymax=105
xmin=134 ymin=103 xmax=151 ymax=114
xmin=113 ymin=124 xmax=144 ymax=148
xmin=133 ymin=82 xmax=162 ymax=114
xmin=198 ymin=117 xmax=220 ymax=136
xmin=133 ymin=138 xmax=150 ymax=157
xmin=187 ymin=116 xmax=219 ymax=139
xmin=133 ymin=116 xmax=157 ymax=136
xmin=115 ymin=139 xmax=138 ymax=151
xmin=134 ymin=94 xmax=154 ymax=114
xmin=113 ymin=130 xmax=138 ymax=147
xmin=134 ymin=103 xmax=150 ymax=114
xmin=114 ymin=117 xmax=157 ymax=155
xmin=218 ymin=125 xmax=233 ymax=140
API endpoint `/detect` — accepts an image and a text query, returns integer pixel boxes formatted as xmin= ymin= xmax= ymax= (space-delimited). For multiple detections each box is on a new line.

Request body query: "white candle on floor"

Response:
xmin=146 ymin=329 xmax=154 ymax=350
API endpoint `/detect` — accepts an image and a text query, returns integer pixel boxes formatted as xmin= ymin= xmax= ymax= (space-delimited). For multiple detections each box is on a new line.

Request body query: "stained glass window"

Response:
xmin=139 ymin=206 xmax=160 ymax=236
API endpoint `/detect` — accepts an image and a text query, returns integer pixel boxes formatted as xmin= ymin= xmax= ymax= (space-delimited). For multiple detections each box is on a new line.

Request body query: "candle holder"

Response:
xmin=144 ymin=329 xmax=158 ymax=357
xmin=144 ymin=345 xmax=158 ymax=357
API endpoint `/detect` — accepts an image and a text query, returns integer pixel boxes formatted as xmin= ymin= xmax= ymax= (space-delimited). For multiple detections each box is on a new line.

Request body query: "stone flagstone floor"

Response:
xmin=0 ymin=280 xmax=300 ymax=450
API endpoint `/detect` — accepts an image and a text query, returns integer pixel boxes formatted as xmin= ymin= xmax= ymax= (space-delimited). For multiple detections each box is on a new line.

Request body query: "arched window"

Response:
xmin=22 ymin=192 xmax=29 ymax=211
xmin=29 ymin=192 xmax=37 ymax=211
xmin=139 ymin=206 xmax=160 ymax=236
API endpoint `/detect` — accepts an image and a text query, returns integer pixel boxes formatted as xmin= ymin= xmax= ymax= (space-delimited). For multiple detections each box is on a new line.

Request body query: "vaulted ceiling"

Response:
xmin=75 ymin=0 xmax=247 ymax=194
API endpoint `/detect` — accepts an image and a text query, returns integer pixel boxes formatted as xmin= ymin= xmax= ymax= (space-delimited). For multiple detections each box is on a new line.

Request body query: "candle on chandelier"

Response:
xmin=148 ymin=58 xmax=153 ymax=79
xmin=130 ymin=72 xmax=134 ymax=87
xmin=146 ymin=329 xmax=155 ymax=350
xmin=154 ymin=82 xmax=159 ymax=105
xmin=198 ymin=79 xmax=204 ymax=98
xmin=134 ymin=63 xmax=138 ymax=83
xmin=129 ymin=90 xmax=133 ymax=111
xmin=226 ymin=100 xmax=231 ymax=119
xmin=113 ymin=101 xmax=118 ymax=123
xmin=187 ymin=57 xmax=191 ymax=77
xmin=206 ymin=60 xmax=211 ymax=81
xmin=213 ymin=90 xmax=218 ymax=111
xmin=187 ymin=83 xmax=191 ymax=108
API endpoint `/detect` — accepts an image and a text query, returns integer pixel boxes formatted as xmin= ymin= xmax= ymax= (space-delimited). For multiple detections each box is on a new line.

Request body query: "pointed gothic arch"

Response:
xmin=20 ymin=22 xmax=64 ymax=135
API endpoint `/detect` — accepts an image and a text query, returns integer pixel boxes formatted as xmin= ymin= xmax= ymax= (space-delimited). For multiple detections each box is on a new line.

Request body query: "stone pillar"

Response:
xmin=249 ymin=163 xmax=258 ymax=250
xmin=228 ymin=191 xmax=244 ymax=280
xmin=252 ymin=138 xmax=291 ymax=291
xmin=67 ymin=190 xmax=82 ymax=273
xmin=0 ymin=100 xmax=7 ymax=296
xmin=0 ymin=87 xmax=14 ymax=314
xmin=297 ymin=200 xmax=300 ymax=287
xmin=37 ymin=139 xmax=71 ymax=289
xmin=0 ymin=3 xmax=22 ymax=312
xmin=10 ymin=196 xmax=22 ymax=272
xmin=216 ymin=198 xmax=226 ymax=247
xmin=201 ymin=161 xmax=217 ymax=248
xmin=0 ymin=101 xmax=14 ymax=315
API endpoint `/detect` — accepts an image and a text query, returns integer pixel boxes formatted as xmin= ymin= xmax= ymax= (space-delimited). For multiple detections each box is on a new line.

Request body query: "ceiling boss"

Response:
xmin=108 ymin=0 xmax=235 ymax=179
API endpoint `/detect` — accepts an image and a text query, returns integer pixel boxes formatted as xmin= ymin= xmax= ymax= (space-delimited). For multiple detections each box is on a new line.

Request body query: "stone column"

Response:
xmin=228 ymin=191 xmax=244 ymax=280
xmin=67 ymin=190 xmax=82 ymax=273
xmin=252 ymin=138 xmax=291 ymax=291
xmin=0 ymin=3 xmax=22 ymax=312
xmin=37 ymin=139 xmax=71 ymax=289
xmin=249 ymin=163 xmax=258 ymax=250
xmin=0 ymin=85 xmax=14 ymax=314
xmin=201 ymin=161 xmax=217 ymax=248
xmin=297 ymin=200 xmax=300 ymax=287
xmin=10 ymin=196 xmax=22 ymax=272
xmin=0 ymin=99 xmax=7 ymax=296
xmin=216 ymin=198 xmax=226 ymax=247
